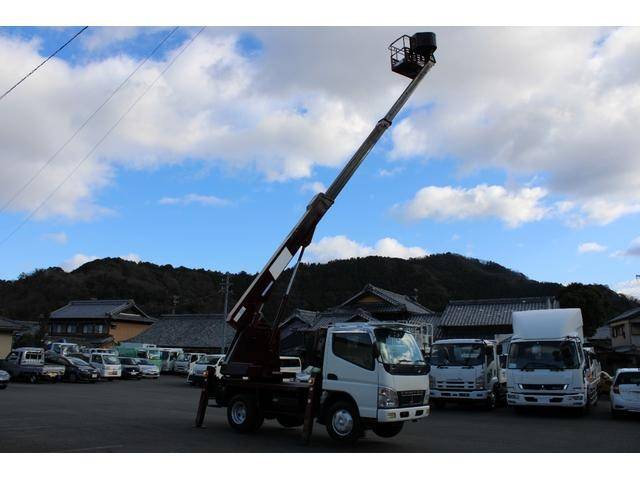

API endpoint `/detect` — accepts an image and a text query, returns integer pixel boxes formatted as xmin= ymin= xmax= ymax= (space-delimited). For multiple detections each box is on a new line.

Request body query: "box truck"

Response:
xmin=506 ymin=308 xmax=600 ymax=412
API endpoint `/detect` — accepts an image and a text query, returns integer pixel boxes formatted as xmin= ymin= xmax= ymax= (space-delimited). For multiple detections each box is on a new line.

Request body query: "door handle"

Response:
xmin=327 ymin=373 xmax=338 ymax=380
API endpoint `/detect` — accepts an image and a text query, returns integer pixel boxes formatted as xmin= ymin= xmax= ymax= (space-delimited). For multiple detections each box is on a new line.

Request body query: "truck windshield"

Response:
xmin=430 ymin=343 xmax=485 ymax=366
xmin=197 ymin=355 xmax=220 ymax=365
xmin=102 ymin=355 xmax=120 ymax=365
xmin=615 ymin=372 xmax=640 ymax=385
xmin=508 ymin=341 xmax=580 ymax=370
xmin=375 ymin=329 xmax=425 ymax=365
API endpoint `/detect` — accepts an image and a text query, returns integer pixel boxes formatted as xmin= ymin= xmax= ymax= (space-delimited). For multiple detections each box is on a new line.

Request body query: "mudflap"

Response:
xmin=301 ymin=372 xmax=323 ymax=445
xmin=195 ymin=368 xmax=215 ymax=427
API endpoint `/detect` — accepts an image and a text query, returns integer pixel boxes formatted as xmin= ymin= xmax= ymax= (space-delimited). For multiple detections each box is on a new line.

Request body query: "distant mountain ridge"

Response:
xmin=0 ymin=253 xmax=636 ymax=336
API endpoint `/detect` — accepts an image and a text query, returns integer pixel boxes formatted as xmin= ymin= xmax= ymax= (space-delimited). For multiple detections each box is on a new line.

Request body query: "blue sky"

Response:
xmin=0 ymin=27 xmax=638 ymax=299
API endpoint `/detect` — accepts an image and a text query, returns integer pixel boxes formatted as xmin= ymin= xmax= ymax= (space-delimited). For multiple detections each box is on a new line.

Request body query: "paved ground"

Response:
xmin=0 ymin=375 xmax=638 ymax=452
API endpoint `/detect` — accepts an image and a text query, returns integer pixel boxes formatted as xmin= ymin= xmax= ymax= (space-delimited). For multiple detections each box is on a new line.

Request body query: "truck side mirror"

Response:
xmin=499 ymin=354 xmax=507 ymax=369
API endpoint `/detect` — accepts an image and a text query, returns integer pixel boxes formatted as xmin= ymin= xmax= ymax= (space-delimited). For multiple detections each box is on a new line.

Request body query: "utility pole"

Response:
xmin=171 ymin=295 xmax=179 ymax=315
xmin=219 ymin=273 xmax=232 ymax=355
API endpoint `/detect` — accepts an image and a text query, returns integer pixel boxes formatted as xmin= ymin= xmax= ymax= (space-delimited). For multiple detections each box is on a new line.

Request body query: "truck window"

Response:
xmin=332 ymin=332 xmax=374 ymax=370
xmin=6 ymin=352 xmax=19 ymax=362
xmin=430 ymin=343 xmax=484 ymax=366
xmin=25 ymin=352 xmax=43 ymax=362
xmin=508 ymin=341 xmax=580 ymax=370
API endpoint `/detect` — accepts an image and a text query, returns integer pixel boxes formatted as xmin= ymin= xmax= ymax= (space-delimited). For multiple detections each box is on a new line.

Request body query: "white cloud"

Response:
xmin=378 ymin=167 xmax=404 ymax=177
xmin=300 ymin=181 xmax=326 ymax=194
xmin=120 ymin=253 xmax=141 ymax=263
xmin=60 ymin=252 xmax=142 ymax=272
xmin=42 ymin=232 xmax=68 ymax=244
xmin=390 ymin=27 xmax=640 ymax=226
xmin=392 ymin=184 xmax=549 ymax=228
xmin=2 ymin=27 xmax=640 ymax=227
xmin=60 ymin=253 xmax=98 ymax=272
xmin=0 ymin=29 xmax=370 ymax=220
xmin=307 ymin=235 xmax=427 ymax=263
xmin=81 ymin=27 xmax=169 ymax=52
xmin=159 ymin=193 xmax=230 ymax=207
xmin=577 ymin=242 xmax=607 ymax=254
xmin=611 ymin=237 xmax=640 ymax=257
xmin=616 ymin=278 xmax=640 ymax=300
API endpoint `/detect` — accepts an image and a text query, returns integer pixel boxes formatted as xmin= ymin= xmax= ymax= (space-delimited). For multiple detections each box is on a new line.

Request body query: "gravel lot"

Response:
xmin=0 ymin=375 xmax=638 ymax=453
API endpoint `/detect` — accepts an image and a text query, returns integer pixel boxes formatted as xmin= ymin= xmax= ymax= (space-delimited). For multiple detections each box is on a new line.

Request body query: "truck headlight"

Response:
xmin=378 ymin=387 xmax=399 ymax=409
xmin=475 ymin=375 xmax=485 ymax=389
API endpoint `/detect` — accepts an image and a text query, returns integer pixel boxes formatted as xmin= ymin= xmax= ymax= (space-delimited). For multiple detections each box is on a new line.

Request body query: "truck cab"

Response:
xmin=0 ymin=347 xmax=65 ymax=383
xmin=506 ymin=309 xmax=600 ymax=411
xmin=202 ymin=322 xmax=430 ymax=444
xmin=428 ymin=339 xmax=505 ymax=409
xmin=48 ymin=342 xmax=80 ymax=356
xmin=319 ymin=323 xmax=430 ymax=439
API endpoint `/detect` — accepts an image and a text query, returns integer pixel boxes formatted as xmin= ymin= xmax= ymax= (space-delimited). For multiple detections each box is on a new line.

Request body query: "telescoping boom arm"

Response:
xmin=226 ymin=32 xmax=437 ymax=335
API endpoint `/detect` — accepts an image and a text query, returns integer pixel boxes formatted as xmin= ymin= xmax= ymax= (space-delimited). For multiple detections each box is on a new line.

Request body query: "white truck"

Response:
xmin=506 ymin=308 xmax=600 ymax=412
xmin=429 ymin=338 xmax=506 ymax=409
xmin=199 ymin=322 xmax=430 ymax=443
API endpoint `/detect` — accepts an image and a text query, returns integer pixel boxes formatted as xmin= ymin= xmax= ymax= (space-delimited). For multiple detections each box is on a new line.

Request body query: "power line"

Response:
xmin=0 ymin=26 xmax=180 ymax=215
xmin=0 ymin=26 xmax=89 ymax=103
xmin=0 ymin=26 xmax=207 ymax=247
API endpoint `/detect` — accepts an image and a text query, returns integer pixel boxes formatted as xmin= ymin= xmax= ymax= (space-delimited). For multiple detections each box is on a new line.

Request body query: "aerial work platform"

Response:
xmin=389 ymin=32 xmax=437 ymax=79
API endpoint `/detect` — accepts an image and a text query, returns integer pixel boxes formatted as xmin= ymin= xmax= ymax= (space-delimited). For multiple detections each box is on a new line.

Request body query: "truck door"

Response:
xmin=324 ymin=331 xmax=379 ymax=419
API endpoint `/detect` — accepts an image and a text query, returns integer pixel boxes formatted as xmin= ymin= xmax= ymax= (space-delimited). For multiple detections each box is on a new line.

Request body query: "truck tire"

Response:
xmin=325 ymin=401 xmax=362 ymax=445
xmin=373 ymin=422 xmax=404 ymax=438
xmin=227 ymin=394 xmax=263 ymax=433
xmin=276 ymin=415 xmax=304 ymax=428
xmin=28 ymin=374 xmax=38 ymax=384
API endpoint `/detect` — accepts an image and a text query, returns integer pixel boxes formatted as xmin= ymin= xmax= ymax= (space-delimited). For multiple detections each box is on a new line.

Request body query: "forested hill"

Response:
xmin=0 ymin=254 xmax=637 ymax=335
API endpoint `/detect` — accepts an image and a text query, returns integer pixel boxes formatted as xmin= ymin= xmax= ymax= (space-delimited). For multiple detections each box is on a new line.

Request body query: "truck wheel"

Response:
xmin=276 ymin=415 xmax=304 ymax=428
xmin=372 ymin=422 xmax=404 ymax=438
xmin=28 ymin=374 xmax=38 ymax=384
xmin=325 ymin=401 xmax=362 ymax=444
xmin=227 ymin=394 xmax=263 ymax=433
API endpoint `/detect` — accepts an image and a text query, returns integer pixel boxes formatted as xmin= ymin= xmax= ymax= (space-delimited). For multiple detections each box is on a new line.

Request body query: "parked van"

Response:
xmin=89 ymin=353 xmax=122 ymax=380
xmin=174 ymin=352 xmax=206 ymax=375
xmin=158 ymin=347 xmax=183 ymax=373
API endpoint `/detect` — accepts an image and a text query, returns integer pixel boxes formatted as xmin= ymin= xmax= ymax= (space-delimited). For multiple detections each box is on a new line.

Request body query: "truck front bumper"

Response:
xmin=377 ymin=405 xmax=430 ymax=423
xmin=507 ymin=392 xmax=586 ymax=407
xmin=431 ymin=389 xmax=489 ymax=400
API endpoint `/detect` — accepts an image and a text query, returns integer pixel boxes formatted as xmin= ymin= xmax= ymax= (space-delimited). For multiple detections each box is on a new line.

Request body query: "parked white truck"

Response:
xmin=429 ymin=338 xmax=506 ymax=409
xmin=506 ymin=308 xmax=600 ymax=412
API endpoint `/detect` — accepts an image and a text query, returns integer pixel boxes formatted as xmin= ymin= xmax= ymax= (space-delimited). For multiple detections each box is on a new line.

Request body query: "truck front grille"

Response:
xmin=436 ymin=381 xmax=475 ymax=390
xmin=521 ymin=384 xmax=567 ymax=391
xmin=398 ymin=390 xmax=426 ymax=407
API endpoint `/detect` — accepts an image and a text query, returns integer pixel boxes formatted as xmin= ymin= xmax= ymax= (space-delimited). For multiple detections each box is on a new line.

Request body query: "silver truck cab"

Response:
xmin=429 ymin=338 xmax=506 ymax=409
